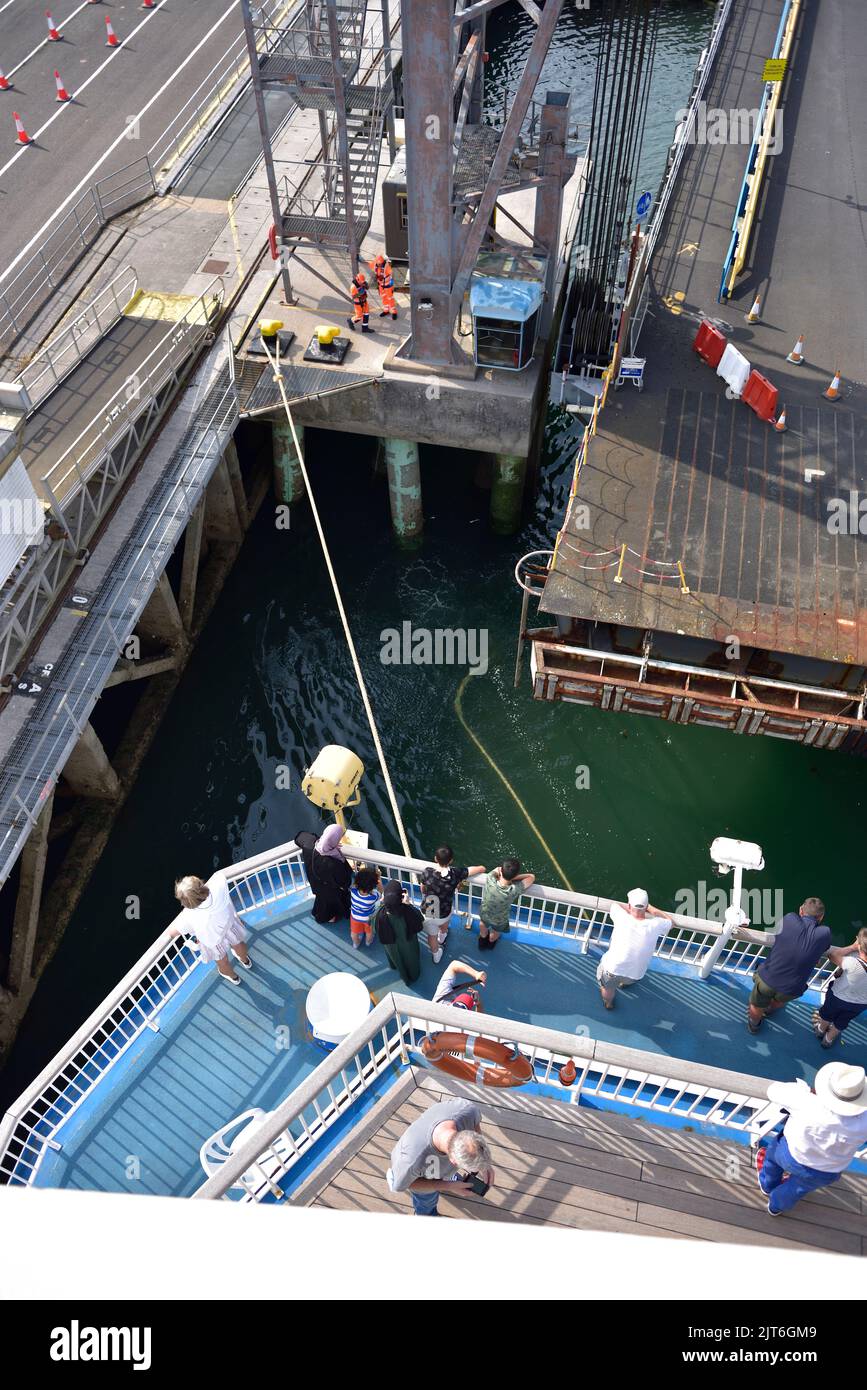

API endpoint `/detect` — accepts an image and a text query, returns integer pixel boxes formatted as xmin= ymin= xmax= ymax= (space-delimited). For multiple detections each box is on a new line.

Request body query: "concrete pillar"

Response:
xmin=223 ymin=437 xmax=250 ymax=530
xmin=203 ymin=455 xmax=244 ymax=542
xmin=384 ymin=437 xmax=423 ymax=546
xmin=137 ymin=572 xmax=185 ymax=648
xmin=178 ymin=497 xmax=205 ymax=632
xmin=7 ymin=789 xmax=55 ymax=994
xmin=63 ymin=722 xmax=120 ymax=800
xmin=273 ymin=419 xmax=304 ymax=504
xmin=490 ymin=453 xmax=528 ymax=535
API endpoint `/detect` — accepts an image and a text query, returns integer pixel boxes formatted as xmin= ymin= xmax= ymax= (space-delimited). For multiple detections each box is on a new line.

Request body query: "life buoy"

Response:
xmin=268 ymin=224 xmax=279 ymax=260
xmin=421 ymin=1032 xmax=533 ymax=1089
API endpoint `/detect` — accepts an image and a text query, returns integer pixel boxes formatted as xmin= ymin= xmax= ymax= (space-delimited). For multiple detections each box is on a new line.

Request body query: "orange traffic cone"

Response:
xmin=0 ymin=68 xmax=11 ymax=91
xmin=141 ymin=0 xmax=155 ymax=7
xmin=746 ymin=294 xmax=761 ymax=323
xmin=823 ymin=369 xmax=843 ymax=402
xmin=54 ymin=69 xmax=71 ymax=102
xmin=45 ymin=10 xmax=61 ymax=39
xmin=105 ymin=14 xmax=120 ymax=45
xmin=558 ymin=1058 xmax=577 ymax=1086
xmin=12 ymin=111 xmax=31 ymax=145
xmin=786 ymin=333 xmax=805 ymax=365
xmin=773 ymin=405 xmax=787 ymax=432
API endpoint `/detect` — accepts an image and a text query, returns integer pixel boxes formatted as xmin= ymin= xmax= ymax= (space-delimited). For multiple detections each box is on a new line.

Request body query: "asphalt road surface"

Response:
xmin=0 ymin=0 xmax=248 ymax=274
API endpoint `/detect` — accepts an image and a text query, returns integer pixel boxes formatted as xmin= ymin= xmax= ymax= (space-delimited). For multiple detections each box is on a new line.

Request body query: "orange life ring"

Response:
xmin=268 ymin=223 xmax=279 ymax=260
xmin=421 ymin=1031 xmax=533 ymax=1089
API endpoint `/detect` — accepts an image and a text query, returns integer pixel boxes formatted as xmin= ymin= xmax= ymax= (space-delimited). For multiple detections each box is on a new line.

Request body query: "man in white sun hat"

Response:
xmin=756 ymin=1063 xmax=867 ymax=1215
xmin=597 ymin=888 xmax=674 ymax=1009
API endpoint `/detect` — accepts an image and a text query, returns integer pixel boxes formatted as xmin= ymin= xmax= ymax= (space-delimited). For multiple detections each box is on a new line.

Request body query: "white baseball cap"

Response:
xmin=627 ymin=888 xmax=649 ymax=909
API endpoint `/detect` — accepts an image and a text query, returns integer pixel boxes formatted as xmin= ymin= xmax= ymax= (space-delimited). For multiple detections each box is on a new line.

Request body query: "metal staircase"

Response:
xmin=253 ymin=0 xmax=393 ymax=253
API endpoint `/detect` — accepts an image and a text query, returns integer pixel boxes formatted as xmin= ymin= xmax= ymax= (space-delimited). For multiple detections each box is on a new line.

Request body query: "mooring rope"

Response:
xmin=454 ymin=672 xmax=574 ymax=892
xmin=261 ymin=335 xmax=412 ymax=858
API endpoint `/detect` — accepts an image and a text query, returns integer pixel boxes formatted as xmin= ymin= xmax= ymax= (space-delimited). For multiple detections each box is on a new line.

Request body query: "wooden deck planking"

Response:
xmin=303 ymin=1078 xmax=867 ymax=1254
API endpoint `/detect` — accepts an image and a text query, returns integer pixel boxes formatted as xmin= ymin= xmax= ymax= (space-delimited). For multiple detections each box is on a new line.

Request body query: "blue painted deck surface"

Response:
xmin=28 ymin=896 xmax=866 ymax=1197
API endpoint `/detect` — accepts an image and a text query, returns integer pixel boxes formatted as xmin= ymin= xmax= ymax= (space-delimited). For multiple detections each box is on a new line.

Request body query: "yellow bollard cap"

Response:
xmin=315 ymin=324 xmax=341 ymax=345
xmin=259 ymin=319 xmax=284 ymax=337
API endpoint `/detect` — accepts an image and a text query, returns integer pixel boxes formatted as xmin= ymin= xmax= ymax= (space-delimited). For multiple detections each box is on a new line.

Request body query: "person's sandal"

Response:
xmin=747 ymin=1008 xmax=762 ymax=1034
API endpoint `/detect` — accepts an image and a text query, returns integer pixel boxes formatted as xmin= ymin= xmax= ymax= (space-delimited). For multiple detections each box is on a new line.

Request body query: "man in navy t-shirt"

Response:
xmin=748 ymin=897 xmax=831 ymax=1034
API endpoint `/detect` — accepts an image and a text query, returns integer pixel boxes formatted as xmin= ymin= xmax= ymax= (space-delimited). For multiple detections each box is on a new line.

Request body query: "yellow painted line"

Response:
xmin=226 ymin=194 xmax=248 ymax=287
xmin=726 ymin=0 xmax=801 ymax=294
xmin=160 ymin=0 xmax=297 ymax=176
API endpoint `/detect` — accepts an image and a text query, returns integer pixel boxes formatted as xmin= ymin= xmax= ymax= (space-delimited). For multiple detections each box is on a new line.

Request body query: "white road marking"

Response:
xmin=707 ymin=1030 xmax=730 ymax=1040
xmin=0 ymin=0 xmax=19 ymax=18
xmin=6 ymin=0 xmax=95 ymax=82
xmin=653 ymin=1020 xmax=676 ymax=1031
xmin=0 ymin=0 xmax=240 ymax=283
xmin=0 ymin=0 xmax=172 ymax=180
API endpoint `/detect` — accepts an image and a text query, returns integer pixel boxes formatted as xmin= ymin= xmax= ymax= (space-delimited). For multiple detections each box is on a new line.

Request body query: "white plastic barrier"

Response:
xmin=717 ymin=342 xmax=751 ymax=399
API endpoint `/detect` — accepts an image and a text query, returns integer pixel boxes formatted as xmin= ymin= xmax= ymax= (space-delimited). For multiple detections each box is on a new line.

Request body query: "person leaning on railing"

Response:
xmin=386 ymin=1098 xmax=495 ymax=1217
xmin=171 ymin=872 xmax=252 ymax=986
xmin=747 ymin=898 xmax=831 ymax=1036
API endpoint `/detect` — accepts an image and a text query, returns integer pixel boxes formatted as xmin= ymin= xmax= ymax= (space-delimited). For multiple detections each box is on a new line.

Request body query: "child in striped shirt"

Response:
xmin=349 ymin=866 xmax=381 ymax=947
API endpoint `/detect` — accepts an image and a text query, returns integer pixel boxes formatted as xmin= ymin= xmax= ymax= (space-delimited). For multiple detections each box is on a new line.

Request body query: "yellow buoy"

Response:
xmin=315 ymin=324 xmax=341 ymax=345
xmin=259 ymin=319 xmax=284 ymax=338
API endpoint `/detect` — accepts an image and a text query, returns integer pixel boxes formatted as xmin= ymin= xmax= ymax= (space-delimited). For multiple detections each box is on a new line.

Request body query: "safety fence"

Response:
xmin=719 ymin=0 xmax=800 ymax=300
xmin=0 ymin=159 xmax=155 ymax=360
xmin=147 ymin=0 xmax=301 ymax=188
xmin=14 ymin=266 xmax=138 ymax=413
xmin=0 ymin=834 xmax=837 ymax=1190
xmin=0 ymin=283 xmax=222 ymax=685
xmin=193 ymin=993 xmax=792 ymax=1202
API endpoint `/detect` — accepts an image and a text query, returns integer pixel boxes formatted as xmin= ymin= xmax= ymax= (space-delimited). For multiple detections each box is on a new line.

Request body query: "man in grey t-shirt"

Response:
xmin=386 ymin=1098 xmax=494 ymax=1215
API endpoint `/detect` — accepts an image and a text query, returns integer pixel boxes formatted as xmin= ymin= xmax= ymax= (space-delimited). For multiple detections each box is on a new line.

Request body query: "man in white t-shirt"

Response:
xmin=757 ymin=1063 xmax=867 ymax=1214
xmin=597 ymin=888 xmax=673 ymax=1009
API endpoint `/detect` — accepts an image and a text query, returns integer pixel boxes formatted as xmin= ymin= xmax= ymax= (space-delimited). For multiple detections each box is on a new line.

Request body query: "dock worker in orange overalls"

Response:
xmin=348 ymin=272 xmax=372 ymax=333
xmin=369 ymin=253 xmax=398 ymax=320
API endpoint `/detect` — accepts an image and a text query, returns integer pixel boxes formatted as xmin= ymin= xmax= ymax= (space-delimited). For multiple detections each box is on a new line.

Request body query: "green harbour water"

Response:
xmin=3 ymin=0 xmax=863 ymax=1105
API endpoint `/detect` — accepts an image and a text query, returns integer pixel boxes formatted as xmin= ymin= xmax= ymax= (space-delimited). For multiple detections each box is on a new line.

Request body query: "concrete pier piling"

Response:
xmin=272 ymin=419 xmax=305 ymax=505
xmin=490 ymin=453 xmax=528 ymax=534
xmin=384 ymin=437 xmax=423 ymax=546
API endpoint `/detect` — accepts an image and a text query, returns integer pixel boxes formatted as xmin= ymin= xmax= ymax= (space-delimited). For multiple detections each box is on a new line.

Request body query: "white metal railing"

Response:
xmin=15 ymin=267 xmax=138 ymax=413
xmin=0 ymin=836 xmax=835 ymax=1189
xmin=147 ymin=0 xmax=301 ymax=186
xmin=193 ymin=993 xmax=797 ymax=1202
xmin=40 ymin=279 xmax=223 ymax=516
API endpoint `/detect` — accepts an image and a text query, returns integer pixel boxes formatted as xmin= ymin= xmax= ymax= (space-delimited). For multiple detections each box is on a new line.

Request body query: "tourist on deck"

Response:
xmin=756 ymin=1063 xmax=867 ymax=1215
xmin=478 ymin=858 xmax=535 ymax=950
xmin=812 ymin=928 xmax=867 ymax=1049
xmin=419 ymin=846 xmax=486 ymax=964
xmin=374 ymin=880 xmax=425 ymax=984
xmin=597 ymin=889 xmax=673 ymax=1009
xmin=294 ymin=825 xmax=352 ymax=924
xmin=431 ymin=960 xmax=486 ymax=1012
xmin=172 ymin=872 xmax=251 ymax=986
xmin=386 ymin=1098 xmax=494 ymax=1215
xmin=747 ymin=897 xmax=831 ymax=1035
xmin=349 ymin=865 xmax=381 ymax=948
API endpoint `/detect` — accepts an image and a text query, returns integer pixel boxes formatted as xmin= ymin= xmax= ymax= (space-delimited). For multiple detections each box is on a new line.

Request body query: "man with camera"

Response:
xmin=386 ymin=1099 xmax=495 ymax=1215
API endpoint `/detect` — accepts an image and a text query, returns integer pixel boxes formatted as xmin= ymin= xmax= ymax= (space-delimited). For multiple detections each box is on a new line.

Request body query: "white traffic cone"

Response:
xmin=745 ymin=294 xmax=761 ymax=323
xmin=786 ymin=333 xmax=804 ymax=365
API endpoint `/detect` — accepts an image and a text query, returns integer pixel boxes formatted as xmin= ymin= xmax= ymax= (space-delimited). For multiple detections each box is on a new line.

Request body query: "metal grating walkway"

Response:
xmin=237 ymin=358 xmax=378 ymax=414
xmin=0 ymin=350 xmax=239 ymax=886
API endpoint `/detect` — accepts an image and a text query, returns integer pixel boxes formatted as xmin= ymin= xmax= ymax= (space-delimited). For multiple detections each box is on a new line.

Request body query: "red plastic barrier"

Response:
xmin=741 ymin=369 xmax=779 ymax=423
xmin=692 ymin=321 xmax=727 ymax=368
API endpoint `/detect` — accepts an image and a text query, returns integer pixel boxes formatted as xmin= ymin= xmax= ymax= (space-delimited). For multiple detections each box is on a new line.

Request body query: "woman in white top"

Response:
xmin=171 ymin=872 xmax=251 ymax=985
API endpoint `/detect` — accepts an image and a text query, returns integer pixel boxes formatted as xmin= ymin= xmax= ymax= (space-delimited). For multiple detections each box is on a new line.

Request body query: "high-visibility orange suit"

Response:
xmin=348 ymin=273 xmax=371 ymax=331
xmin=369 ymin=253 xmax=397 ymax=320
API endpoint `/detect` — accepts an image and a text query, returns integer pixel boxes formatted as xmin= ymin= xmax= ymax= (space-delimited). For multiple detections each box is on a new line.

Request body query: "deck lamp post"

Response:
xmin=699 ymin=837 xmax=765 ymax=979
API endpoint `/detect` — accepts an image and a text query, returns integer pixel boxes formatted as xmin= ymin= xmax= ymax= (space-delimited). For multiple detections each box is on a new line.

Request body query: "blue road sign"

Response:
xmin=636 ymin=191 xmax=652 ymax=219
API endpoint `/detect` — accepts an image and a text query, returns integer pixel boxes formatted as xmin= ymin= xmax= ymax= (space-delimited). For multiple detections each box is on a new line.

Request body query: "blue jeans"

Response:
xmin=759 ymin=1132 xmax=840 ymax=1213
xmin=410 ymin=1173 xmax=461 ymax=1215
